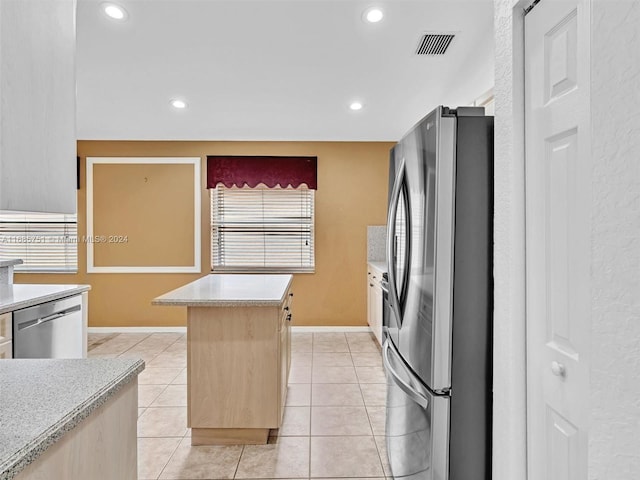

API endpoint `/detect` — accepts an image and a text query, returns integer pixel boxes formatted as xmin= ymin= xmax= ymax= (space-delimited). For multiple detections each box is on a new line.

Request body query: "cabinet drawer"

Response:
xmin=281 ymin=289 xmax=293 ymax=313
xmin=0 ymin=312 xmax=11 ymax=343
xmin=279 ymin=288 xmax=293 ymax=331
xmin=369 ymin=268 xmax=384 ymax=288
xmin=0 ymin=340 xmax=12 ymax=359
xmin=280 ymin=306 xmax=292 ymax=331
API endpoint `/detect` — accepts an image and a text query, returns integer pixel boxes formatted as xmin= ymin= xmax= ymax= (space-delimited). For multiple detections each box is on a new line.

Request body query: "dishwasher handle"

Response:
xmin=16 ymin=305 xmax=82 ymax=332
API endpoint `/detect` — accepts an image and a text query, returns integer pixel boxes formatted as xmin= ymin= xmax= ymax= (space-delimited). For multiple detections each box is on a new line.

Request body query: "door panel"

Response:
xmin=393 ymin=117 xmax=434 ymax=387
xmin=545 ymin=128 xmax=580 ymax=359
xmin=372 ymin=279 xmax=384 ymax=346
xmin=546 ymin=406 xmax=580 ymax=480
xmin=279 ymin=313 xmax=288 ymax=423
xmin=395 ymin=108 xmax=455 ymax=392
xmin=525 ymin=1 xmax=590 ymax=478
xmin=544 ymin=9 xmax=578 ymax=102
xmin=384 ymin=340 xmax=449 ymax=480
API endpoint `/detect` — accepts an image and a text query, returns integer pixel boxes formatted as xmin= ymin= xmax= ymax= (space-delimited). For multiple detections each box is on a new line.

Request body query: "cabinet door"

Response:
xmin=279 ymin=312 xmax=288 ymax=423
xmin=188 ymin=307 xmax=279 ymax=428
xmin=286 ymin=291 xmax=292 ymax=373
xmin=286 ymin=309 xmax=291 ymax=374
xmin=0 ymin=312 xmax=11 ymax=344
xmin=0 ymin=340 xmax=12 ymax=359
xmin=372 ymin=283 xmax=383 ymax=346
xmin=0 ymin=0 xmax=77 ymax=213
xmin=367 ymin=272 xmax=373 ymax=326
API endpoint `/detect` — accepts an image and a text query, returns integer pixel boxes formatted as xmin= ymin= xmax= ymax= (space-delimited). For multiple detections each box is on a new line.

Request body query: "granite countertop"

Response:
xmin=0 ymin=358 xmax=145 ymax=480
xmin=368 ymin=261 xmax=387 ymax=274
xmin=153 ymin=274 xmax=293 ymax=307
xmin=0 ymin=284 xmax=91 ymax=315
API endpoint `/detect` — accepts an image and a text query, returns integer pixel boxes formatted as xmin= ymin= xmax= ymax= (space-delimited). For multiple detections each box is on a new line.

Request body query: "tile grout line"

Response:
xmin=232 ymin=444 xmax=245 ymax=479
xmin=86 ymin=332 xmax=119 ymax=351
xmin=351 ymin=333 xmax=387 ymax=476
xmin=153 ymin=434 xmax=182 ymax=480
xmin=308 ymin=333 xmax=315 ymax=478
xmin=115 ymin=332 xmax=153 ymax=354
xmin=145 ymin=383 xmax=170 ymax=408
xmin=368 ymin=415 xmax=387 ymax=477
xmin=124 ymin=334 xmax=179 ymax=364
xmin=89 ymin=332 xmax=147 ymax=356
xmin=361 ymin=337 xmax=387 ymax=478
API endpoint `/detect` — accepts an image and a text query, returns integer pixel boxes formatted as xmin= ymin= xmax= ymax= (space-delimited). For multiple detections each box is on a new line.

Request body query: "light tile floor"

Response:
xmin=87 ymin=331 xmax=390 ymax=479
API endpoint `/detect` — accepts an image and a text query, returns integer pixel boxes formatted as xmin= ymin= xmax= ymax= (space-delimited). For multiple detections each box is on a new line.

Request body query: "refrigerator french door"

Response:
xmin=384 ymin=339 xmax=449 ymax=480
xmin=384 ymin=106 xmax=493 ymax=480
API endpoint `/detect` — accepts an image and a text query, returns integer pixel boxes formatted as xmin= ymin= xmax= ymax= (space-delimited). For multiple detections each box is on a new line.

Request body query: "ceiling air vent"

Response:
xmin=415 ymin=33 xmax=455 ymax=55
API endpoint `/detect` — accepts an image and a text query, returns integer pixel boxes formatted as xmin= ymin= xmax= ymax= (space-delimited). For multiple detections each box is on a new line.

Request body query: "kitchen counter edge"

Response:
xmin=0 ymin=285 xmax=91 ymax=316
xmin=152 ymin=274 xmax=293 ymax=307
xmin=368 ymin=261 xmax=387 ymax=274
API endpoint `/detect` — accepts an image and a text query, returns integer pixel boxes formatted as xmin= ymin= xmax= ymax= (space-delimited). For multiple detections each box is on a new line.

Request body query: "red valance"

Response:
xmin=207 ymin=156 xmax=317 ymax=190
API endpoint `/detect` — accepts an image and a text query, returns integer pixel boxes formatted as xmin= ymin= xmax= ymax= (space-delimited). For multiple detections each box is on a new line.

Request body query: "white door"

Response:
xmin=525 ymin=0 xmax=591 ymax=479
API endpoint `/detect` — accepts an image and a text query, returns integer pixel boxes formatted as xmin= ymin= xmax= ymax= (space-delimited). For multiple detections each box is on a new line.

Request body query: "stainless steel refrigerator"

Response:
xmin=383 ymin=106 xmax=493 ymax=480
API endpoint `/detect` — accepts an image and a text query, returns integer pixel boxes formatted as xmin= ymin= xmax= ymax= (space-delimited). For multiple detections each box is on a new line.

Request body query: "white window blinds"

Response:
xmin=211 ymin=186 xmax=315 ymax=272
xmin=0 ymin=212 xmax=78 ymax=272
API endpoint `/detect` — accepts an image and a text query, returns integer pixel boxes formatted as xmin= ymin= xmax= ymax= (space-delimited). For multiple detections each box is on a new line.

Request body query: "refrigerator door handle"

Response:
xmin=386 ymin=157 xmax=405 ymax=327
xmin=383 ymin=340 xmax=429 ymax=410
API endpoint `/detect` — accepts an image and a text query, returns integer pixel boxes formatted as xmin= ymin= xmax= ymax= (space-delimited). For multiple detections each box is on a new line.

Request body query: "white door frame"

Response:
xmin=492 ymin=1 xmax=530 ymax=479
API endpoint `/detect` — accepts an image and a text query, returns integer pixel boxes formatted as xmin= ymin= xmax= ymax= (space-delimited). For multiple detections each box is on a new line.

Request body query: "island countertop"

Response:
xmin=152 ymin=274 xmax=293 ymax=307
xmin=0 ymin=284 xmax=91 ymax=316
xmin=0 ymin=358 xmax=145 ymax=480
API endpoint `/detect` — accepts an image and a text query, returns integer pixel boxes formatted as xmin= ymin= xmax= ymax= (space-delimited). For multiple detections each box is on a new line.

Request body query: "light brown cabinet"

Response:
xmin=279 ymin=290 xmax=293 ymax=422
xmin=187 ymin=285 xmax=292 ymax=445
xmin=0 ymin=312 xmax=12 ymax=359
xmin=367 ymin=263 xmax=384 ymax=346
xmin=14 ymin=380 xmax=137 ymax=480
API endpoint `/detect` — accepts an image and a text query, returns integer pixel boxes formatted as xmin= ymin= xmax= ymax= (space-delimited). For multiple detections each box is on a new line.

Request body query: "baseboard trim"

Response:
xmin=87 ymin=326 xmax=187 ymax=333
xmin=87 ymin=325 xmax=372 ymax=334
xmin=291 ymin=326 xmax=372 ymax=333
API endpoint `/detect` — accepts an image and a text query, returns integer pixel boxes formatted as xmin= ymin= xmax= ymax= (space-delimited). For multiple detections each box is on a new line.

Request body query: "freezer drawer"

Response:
xmin=13 ymin=295 xmax=84 ymax=359
xmin=384 ymin=339 xmax=449 ymax=480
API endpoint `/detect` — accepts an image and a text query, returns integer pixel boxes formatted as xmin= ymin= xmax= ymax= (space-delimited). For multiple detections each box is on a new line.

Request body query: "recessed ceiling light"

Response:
xmin=363 ymin=7 xmax=384 ymax=23
xmin=170 ymin=99 xmax=188 ymax=109
xmin=102 ymin=3 xmax=128 ymax=20
xmin=349 ymin=102 xmax=363 ymax=111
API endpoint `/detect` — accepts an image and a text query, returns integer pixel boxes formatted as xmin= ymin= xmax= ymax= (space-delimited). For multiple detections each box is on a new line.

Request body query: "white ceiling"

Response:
xmin=76 ymin=0 xmax=494 ymax=142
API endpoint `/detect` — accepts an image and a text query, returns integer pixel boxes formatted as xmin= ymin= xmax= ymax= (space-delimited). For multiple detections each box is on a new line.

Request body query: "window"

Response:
xmin=211 ymin=186 xmax=314 ymax=272
xmin=0 ymin=212 xmax=78 ymax=273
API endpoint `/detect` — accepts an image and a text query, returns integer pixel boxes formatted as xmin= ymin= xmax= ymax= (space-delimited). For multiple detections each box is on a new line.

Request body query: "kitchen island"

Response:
xmin=0 ymin=358 xmax=144 ymax=480
xmin=153 ymin=274 xmax=293 ymax=445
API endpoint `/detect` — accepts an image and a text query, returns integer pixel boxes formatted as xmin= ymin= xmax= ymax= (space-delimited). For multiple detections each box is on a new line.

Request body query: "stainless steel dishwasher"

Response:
xmin=13 ymin=295 xmax=84 ymax=358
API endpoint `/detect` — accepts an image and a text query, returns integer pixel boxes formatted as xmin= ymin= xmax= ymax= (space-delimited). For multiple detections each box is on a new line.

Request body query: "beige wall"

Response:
xmin=17 ymin=141 xmax=391 ymax=327
xmin=92 ymin=162 xmax=196 ymax=267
